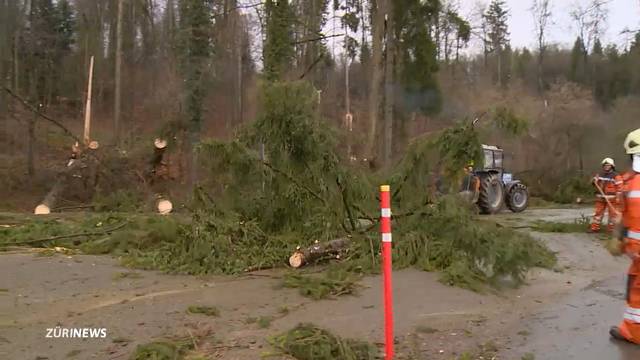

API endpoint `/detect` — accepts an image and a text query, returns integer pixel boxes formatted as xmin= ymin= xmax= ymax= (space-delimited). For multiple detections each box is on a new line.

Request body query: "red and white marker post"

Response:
xmin=380 ymin=185 xmax=394 ymax=360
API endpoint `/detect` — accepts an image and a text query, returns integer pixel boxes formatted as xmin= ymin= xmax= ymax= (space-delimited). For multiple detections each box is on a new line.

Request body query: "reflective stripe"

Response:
xmin=627 ymin=191 xmax=640 ymax=199
xmin=381 ymin=208 xmax=391 ymax=218
xmin=627 ymin=307 xmax=640 ymax=316
xmin=625 ymin=312 xmax=640 ymax=323
xmin=597 ymin=177 xmax=616 ymax=182
xmin=629 ymin=231 xmax=640 ymax=240
xmin=596 ymin=194 xmax=617 ymax=198
xmin=382 ymin=233 xmax=392 ymax=243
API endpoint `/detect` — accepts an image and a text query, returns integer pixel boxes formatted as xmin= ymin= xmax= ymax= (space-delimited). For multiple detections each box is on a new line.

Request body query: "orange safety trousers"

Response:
xmin=619 ymin=239 xmax=640 ymax=344
xmin=591 ymin=199 xmax=620 ymax=231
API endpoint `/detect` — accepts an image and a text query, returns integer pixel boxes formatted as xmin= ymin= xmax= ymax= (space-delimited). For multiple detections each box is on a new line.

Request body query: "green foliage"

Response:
xmin=553 ymin=176 xmax=592 ymax=204
xmin=395 ymin=0 xmax=442 ymax=115
xmin=484 ymin=0 xmax=510 ymax=53
xmin=491 ymin=107 xmax=529 ymax=136
xmin=390 ymin=196 xmax=557 ymax=291
xmin=258 ymin=316 xmax=273 ymax=328
xmin=531 ymin=218 xmax=589 ymax=233
xmin=93 ymin=189 xmax=144 ymax=212
xmin=268 ymin=323 xmax=380 ymax=360
xmin=186 ymin=305 xmax=220 ymax=317
xmin=263 ymin=0 xmax=294 ymax=82
xmin=129 ymin=341 xmax=185 ymax=360
xmin=178 ymin=0 xmax=213 ymax=131
xmin=283 ymin=269 xmax=361 ymax=299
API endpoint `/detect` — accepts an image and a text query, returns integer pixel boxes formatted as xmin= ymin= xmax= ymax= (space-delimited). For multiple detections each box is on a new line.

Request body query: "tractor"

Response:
xmin=460 ymin=144 xmax=529 ymax=214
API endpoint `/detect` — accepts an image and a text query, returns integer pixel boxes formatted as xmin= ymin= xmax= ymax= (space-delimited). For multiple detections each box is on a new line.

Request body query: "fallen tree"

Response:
xmin=289 ymin=237 xmax=351 ymax=268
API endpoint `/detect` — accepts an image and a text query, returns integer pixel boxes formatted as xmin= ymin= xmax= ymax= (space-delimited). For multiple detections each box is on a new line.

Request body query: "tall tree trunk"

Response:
xmin=13 ymin=33 xmax=19 ymax=92
xmin=365 ymin=0 xmax=386 ymax=159
xmin=27 ymin=111 xmax=35 ymax=177
xmin=236 ymin=13 xmax=243 ymax=124
xmin=383 ymin=14 xmax=394 ymax=167
xmin=537 ymin=52 xmax=544 ymax=93
xmin=497 ymin=48 xmax=502 ymax=86
xmin=114 ymin=0 xmax=124 ymax=144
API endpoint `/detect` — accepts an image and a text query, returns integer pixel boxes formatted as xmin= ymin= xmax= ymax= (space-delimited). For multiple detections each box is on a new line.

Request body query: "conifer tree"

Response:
xmin=263 ymin=0 xmax=294 ymax=82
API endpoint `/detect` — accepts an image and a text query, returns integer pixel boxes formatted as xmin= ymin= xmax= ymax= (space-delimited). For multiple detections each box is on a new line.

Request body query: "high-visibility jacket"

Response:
xmin=594 ymin=170 xmax=623 ymax=199
xmin=619 ymin=172 xmax=640 ymax=344
xmin=623 ymin=173 xmax=640 ymax=234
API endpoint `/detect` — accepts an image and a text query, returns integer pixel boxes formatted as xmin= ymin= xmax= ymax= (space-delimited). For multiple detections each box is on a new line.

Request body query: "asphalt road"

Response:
xmin=505 ymin=274 xmax=640 ymax=360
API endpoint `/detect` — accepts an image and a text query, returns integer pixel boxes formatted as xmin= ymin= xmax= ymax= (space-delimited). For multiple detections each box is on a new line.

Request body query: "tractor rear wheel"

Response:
xmin=477 ymin=174 xmax=504 ymax=214
xmin=506 ymin=183 xmax=529 ymax=213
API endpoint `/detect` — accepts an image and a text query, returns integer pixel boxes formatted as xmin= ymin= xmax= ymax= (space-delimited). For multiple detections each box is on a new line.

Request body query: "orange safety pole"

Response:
xmin=380 ymin=185 xmax=394 ymax=360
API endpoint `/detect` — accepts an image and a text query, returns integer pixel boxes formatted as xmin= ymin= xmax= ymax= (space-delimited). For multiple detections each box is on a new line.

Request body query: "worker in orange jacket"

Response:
xmin=610 ymin=128 xmax=640 ymax=343
xmin=590 ymin=158 xmax=623 ymax=232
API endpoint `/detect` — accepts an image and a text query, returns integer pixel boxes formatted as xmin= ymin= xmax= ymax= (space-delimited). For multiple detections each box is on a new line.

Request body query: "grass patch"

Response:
xmin=66 ymin=349 xmax=82 ymax=358
xmin=268 ymin=323 xmax=379 ymax=360
xmin=522 ymin=353 xmax=536 ymax=360
xmin=186 ymin=305 xmax=220 ymax=317
xmin=531 ymin=217 xmax=589 ymax=233
xmin=415 ymin=325 xmax=438 ymax=334
xmin=552 ymin=176 xmax=593 ymax=204
xmin=528 ymin=197 xmax=559 ymax=208
xmin=283 ymin=269 xmax=361 ymax=300
xmin=517 ymin=330 xmax=531 ymax=337
xmin=278 ymin=306 xmax=290 ymax=315
xmin=258 ymin=316 xmax=273 ymax=329
xmin=130 ymin=340 xmax=187 ymax=360
xmin=113 ymin=337 xmax=132 ymax=344
xmin=245 ymin=316 xmax=257 ymax=324
xmin=129 ymin=329 xmax=216 ymax=360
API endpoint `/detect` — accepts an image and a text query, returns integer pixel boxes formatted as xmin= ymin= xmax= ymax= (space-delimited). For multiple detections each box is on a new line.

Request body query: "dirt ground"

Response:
xmin=1 ymin=207 xmax=638 ymax=359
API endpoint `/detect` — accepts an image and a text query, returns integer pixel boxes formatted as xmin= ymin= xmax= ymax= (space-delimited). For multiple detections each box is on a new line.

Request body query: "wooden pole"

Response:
xmin=84 ymin=56 xmax=94 ymax=145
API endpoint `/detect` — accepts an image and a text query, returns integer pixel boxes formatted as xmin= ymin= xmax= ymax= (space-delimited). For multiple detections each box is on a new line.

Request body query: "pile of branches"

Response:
xmin=3 ymin=81 xmax=555 ymax=292
xmin=268 ymin=323 xmax=380 ymax=360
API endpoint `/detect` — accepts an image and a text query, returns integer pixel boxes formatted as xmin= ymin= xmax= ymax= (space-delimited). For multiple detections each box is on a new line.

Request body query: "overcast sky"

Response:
xmin=458 ymin=0 xmax=640 ymax=51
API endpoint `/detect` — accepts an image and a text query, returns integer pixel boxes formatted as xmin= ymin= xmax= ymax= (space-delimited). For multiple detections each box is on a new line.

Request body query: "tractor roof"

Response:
xmin=481 ymin=144 xmax=502 ymax=151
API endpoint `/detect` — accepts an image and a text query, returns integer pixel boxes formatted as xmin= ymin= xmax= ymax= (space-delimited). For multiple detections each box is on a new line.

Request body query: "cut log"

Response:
xmin=154 ymin=138 xmax=167 ymax=149
xmin=151 ymin=139 xmax=169 ymax=180
xmin=34 ymin=176 xmax=66 ymax=215
xmin=289 ymin=237 xmax=351 ymax=268
xmin=35 ymin=153 xmax=97 ymax=215
xmin=156 ymin=198 xmax=173 ymax=215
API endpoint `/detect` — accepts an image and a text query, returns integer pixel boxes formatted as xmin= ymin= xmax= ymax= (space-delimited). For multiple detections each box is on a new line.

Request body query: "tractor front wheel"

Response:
xmin=506 ymin=183 xmax=529 ymax=213
xmin=477 ymin=174 xmax=504 ymax=214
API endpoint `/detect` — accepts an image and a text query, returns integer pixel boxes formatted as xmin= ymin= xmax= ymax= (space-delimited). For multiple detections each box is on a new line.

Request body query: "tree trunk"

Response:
xmin=35 ymin=177 xmax=64 ymax=214
xmin=289 ymin=237 xmax=351 ymax=268
xmin=383 ymin=13 xmax=394 ymax=167
xmin=365 ymin=0 xmax=386 ymax=159
xmin=27 ymin=112 xmax=35 ymax=177
xmin=114 ymin=0 xmax=124 ymax=144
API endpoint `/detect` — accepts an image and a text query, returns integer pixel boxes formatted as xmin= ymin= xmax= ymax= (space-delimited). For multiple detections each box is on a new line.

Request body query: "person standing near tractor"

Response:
xmin=610 ymin=128 xmax=640 ymax=343
xmin=590 ymin=158 xmax=623 ymax=233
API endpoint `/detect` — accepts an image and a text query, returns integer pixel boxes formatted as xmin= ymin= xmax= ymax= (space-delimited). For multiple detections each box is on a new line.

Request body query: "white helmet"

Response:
xmin=601 ymin=157 xmax=615 ymax=167
xmin=625 ymin=128 xmax=640 ymax=155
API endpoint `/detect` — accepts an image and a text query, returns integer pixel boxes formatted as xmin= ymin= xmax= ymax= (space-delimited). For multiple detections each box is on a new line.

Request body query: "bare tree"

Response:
xmin=383 ymin=13 xmax=394 ymax=167
xmin=114 ymin=0 xmax=124 ymax=145
xmin=530 ymin=0 xmax=552 ymax=94
xmin=570 ymin=0 xmax=609 ymax=56
xmin=366 ymin=0 xmax=387 ymax=159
